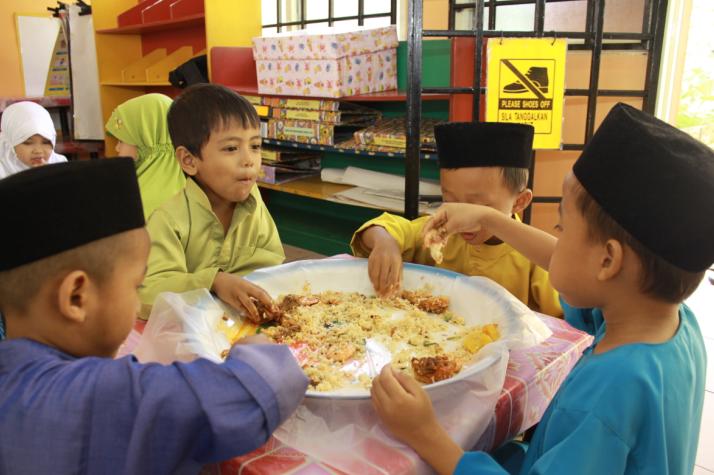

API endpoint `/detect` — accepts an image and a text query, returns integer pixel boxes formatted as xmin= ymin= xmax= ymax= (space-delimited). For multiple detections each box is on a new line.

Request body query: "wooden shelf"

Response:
xmin=96 ymin=14 xmax=205 ymax=34
xmin=101 ymin=81 xmax=171 ymax=87
xmin=228 ymin=86 xmax=450 ymax=102
xmin=258 ymin=175 xmax=353 ymax=201
xmin=263 ymin=138 xmax=438 ymax=161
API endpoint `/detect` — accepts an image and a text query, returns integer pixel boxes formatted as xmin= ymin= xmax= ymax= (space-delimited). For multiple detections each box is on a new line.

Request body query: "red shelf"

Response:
xmin=96 ymin=13 xmax=204 ymax=35
xmin=226 ymin=86 xmax=449 ymax=102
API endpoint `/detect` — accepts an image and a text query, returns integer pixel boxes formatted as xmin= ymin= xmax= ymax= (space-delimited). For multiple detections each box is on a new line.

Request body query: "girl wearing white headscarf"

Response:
xmin=0 ymin=101 xmax=67 ymax=180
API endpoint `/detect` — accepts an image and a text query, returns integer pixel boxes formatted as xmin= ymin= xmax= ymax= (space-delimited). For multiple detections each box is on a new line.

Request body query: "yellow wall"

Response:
xmin=0 ymin=0 xmax=59 ymax=96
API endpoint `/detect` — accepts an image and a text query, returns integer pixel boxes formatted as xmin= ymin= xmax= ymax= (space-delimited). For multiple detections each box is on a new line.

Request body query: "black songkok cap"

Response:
xmin=0 ymin=158 xmax=144 ymax=271
xmin=573 ymin=103 xmax=714 ymax=273
xmin=435 ymin=122 xmax=534 ymax=169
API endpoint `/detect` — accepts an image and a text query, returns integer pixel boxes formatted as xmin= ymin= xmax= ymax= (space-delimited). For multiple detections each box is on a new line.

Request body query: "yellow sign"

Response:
xmin=487 ymin=39 xmax=567 ymax=149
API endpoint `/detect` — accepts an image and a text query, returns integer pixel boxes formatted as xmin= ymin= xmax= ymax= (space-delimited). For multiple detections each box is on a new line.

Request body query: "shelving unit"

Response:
xmin=210 ymin=41 xmax=449 ymax=252
xmin=92 ymin=0 xmax=261 ymax=152
xmin=405 ymin=0 xmax=668 ymax=227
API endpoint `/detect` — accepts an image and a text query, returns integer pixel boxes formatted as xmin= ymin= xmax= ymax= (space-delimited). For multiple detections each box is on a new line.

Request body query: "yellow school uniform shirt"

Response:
xmin=140 ymin=178 xmax=285 ymax=310
xmin=351 ymin=213 xmax=562 ymax=317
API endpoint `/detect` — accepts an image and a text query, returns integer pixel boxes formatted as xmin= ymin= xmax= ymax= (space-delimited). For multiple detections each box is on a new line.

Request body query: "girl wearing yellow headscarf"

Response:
xmin=105 ymin=94 xmax=185 ymax=218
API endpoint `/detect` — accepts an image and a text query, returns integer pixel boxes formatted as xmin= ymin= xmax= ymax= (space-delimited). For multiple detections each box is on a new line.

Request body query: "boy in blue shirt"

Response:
xmin=0 ymin=159 xmax=308 ymax=474
xmin=369 ymin=103 xmax=711 ymax=474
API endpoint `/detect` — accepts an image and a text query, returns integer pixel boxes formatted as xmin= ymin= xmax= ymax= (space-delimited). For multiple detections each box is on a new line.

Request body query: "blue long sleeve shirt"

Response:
xmin=0 ymin=338 xmax=308 ymax=474
xmin=455 ymin=301 xmax=706 ymax=475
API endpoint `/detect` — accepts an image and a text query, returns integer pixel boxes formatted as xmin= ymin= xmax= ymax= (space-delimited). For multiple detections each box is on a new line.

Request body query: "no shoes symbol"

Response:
xmin=501 ymin=60 xmax=550 ymax=99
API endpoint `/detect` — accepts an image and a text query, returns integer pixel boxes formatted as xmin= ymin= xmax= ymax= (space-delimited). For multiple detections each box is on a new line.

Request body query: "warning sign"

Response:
xmin=487 ymin=39 xmax=567 ymax=149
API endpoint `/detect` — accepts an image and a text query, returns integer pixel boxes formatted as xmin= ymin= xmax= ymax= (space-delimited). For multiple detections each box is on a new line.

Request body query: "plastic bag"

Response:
xmin=132 ymin=259 xmax=552 ymax=474
xmin=133 ymin=288 xmax=230 ymax=364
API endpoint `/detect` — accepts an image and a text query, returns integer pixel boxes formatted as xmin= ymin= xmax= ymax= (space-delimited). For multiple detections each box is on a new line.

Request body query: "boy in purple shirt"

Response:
xmin=0 ymin=159 xmax=308 ymax=474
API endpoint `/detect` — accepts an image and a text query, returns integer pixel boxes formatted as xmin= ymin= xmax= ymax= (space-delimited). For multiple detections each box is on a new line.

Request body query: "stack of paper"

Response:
xmin=320 ymin=167 xmax=442 ymax=214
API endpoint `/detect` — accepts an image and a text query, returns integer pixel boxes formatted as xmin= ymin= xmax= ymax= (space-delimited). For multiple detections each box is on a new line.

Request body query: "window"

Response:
xmin=261 ymin=0 xmax=397 ymax=34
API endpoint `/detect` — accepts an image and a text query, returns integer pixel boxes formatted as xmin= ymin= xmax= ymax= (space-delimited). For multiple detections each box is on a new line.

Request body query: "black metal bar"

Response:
xmin=405 ymin=0 xmax=423 ymax=219
xmin=488 ymin=0 xmax=496 ymax=30
xmin=562 ymin=144 xmax=585 ymax=151
xmin=584 ymin=0 xmax=604 ymax=141
xmin=358 ymin=0 xmax=364 ymax=26
xmin=448 ymin=0 xmax=456 ymax=30
xmin=532 ymin=196 xmax=563 ymax=203
xmin=263 ymin=13 xmax=392 ymax=28
xmin=641 ymin=0 xmax=653 ymax=49
xmin=390 ymin=0 xmax=397 ymax=25
xmin=569 ymin=42 xmax=650 ymax=51
xmin=422 ymin=86 xmax=647 ymax=97
xmin=472 ymin=0 xmax=485 ymax=120
xmin=534 ymin=0 xmax=545 ymax=36
xmin=300 ymin=0 xmax=306 ymax=29
xmin=328 ymin=0 xmax=334 ymax=26
xmin=276 ymin=0 xmax=281 ymax=32
xmin=642 ymin=0 xmax=667 ymax=113
xmin=454 ymin=0 xmax=579 ymax=8
xmin=423 ymin=29 xmax=652 ymax=40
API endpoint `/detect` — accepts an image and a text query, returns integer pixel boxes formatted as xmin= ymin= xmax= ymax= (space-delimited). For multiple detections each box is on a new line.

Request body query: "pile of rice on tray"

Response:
xmin=222 ymin=286 xmax=500 ymax=392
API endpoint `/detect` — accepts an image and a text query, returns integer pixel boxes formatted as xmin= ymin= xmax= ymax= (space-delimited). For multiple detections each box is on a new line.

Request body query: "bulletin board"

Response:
xmin=15 ymin=14 xmax=62 ymax=97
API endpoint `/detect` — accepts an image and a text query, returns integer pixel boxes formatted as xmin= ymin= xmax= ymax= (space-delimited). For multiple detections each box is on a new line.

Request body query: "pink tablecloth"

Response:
xmin=121 ymin=314 xmax=591 ymax=475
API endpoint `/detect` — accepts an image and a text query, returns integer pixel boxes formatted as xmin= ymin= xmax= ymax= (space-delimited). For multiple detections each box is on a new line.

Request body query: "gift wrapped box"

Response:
xmin=253 ymin=26 xmax=398 ymax=98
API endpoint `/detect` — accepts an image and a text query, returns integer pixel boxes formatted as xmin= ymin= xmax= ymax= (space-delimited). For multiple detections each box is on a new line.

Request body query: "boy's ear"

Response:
xmin=597 ymin=239 xmax=624 ymax=282
xmin=511 ymin=188 xmax=533 ymax=215
xmin=56 ymin=270 xmax=95 ymax=324
xmin=176 ymin=146 xmax=198 ymax=176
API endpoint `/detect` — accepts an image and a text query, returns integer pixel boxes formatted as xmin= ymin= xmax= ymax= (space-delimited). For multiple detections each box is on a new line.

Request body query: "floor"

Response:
xmin=691 ymin=270 xmax=714 ymax=474
xmin=283 ymin=246 xmax=714 ymax=472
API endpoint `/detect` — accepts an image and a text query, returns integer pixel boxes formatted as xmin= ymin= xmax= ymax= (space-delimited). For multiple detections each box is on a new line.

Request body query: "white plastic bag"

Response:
xmin=133 ymin=289 xmax=230 ymax=364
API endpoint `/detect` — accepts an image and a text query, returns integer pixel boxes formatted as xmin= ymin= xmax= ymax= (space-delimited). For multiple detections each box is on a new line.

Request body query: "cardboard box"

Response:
xmin=253 ymin=26 xmax=398 ymax=98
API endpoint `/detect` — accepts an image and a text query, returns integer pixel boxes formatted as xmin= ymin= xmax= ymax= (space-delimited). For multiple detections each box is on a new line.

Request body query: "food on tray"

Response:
xmin=411 ymin=355 xmax=462 ymax=384
xmin=244 ymin=297 xmax=284 ymax=325
xmin=463 ymin=324 xmax=500 ymax=353
xmin=400 ymin=289 xmax=449 ymax=314
xmin=424 ymin=227 xmax=448 ymax=264
xmin=218 ymin=287 xmax=501 ymax=392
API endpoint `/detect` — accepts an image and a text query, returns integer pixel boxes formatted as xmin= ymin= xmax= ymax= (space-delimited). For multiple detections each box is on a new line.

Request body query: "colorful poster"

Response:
xmin=44 ymin=28 xmax=70 ymax=96
xmin=487 ymin=39 xmax=567 ymax=149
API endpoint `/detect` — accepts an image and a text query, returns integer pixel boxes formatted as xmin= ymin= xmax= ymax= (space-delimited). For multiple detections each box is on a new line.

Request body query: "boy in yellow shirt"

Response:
xmin=351 ymin=122 xmax=561 ymax=316
xmin=140 ymin=84 xmax=285 ymax=319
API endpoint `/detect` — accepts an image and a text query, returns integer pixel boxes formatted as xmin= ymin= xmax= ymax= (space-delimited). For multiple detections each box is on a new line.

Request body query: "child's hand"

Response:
xmin=371 ymin=365 xmax=464 ymax=475
xmin=369 ymin=238 xmax=403 ymax=297
xmin=423 ymin=203 xmax=498 ymax=245
xmin=212 ymin=272 xmax=276 ymax=320
xmin=371 ymin=365 xmax=440 ymax=446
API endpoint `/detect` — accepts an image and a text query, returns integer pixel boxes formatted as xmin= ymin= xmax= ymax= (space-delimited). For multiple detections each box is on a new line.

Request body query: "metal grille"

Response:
xmin=262 ymin=0 xmax=397 ymax=32
xmin=405 ymin=0 xmax=668 ymax=220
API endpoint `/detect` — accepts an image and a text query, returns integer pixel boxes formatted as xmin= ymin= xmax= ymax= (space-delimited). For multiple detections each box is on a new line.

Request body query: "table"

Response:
xmin=120 ymin=313 xmax=592 ymax=475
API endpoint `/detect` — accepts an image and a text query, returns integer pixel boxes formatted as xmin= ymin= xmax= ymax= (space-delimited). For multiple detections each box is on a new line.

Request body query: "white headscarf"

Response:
xmin=0 ymin=101 xmax=67 ymax=180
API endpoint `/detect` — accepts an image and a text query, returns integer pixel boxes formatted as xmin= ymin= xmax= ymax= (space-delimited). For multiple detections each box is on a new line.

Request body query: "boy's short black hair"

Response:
xmin=167 ymin=83 xmax=260 ymax=157
xmin=573 ymin=181 xmax=704 ymax=303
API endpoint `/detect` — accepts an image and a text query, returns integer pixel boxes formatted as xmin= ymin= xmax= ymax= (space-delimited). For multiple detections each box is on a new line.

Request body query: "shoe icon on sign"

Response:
xmin=503 ymin=67 xmax=549 ymax=94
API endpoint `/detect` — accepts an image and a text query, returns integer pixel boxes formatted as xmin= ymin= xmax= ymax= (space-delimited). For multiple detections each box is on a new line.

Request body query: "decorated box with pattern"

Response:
xmin=253 ymin=26 xmax=398 ymax=98
xmin=353 ymin=117 xmax=443 ymax=151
